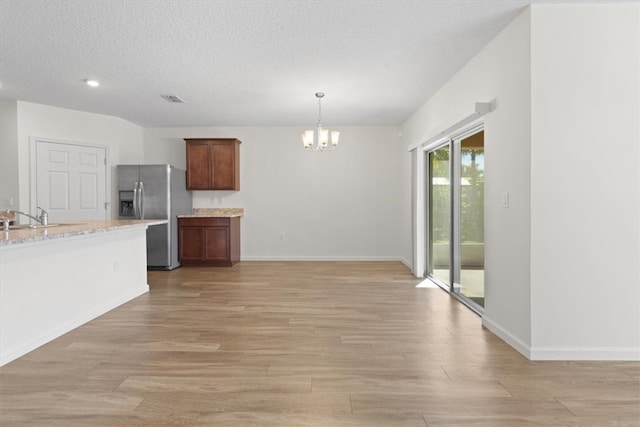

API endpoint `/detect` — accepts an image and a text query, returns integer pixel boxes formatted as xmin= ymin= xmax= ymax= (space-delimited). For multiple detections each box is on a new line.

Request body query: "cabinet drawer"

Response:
xmin=179 ymin=217 xmax=230 ymax=227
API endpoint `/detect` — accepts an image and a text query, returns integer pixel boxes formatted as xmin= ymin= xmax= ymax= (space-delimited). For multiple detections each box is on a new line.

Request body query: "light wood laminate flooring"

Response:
xmin=1 ymin=262 xmax=638 ymax=426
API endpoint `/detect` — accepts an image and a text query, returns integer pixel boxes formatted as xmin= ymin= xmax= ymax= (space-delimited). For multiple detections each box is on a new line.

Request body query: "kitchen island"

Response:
xmin=0 ymin=220 xmax=166 ymax=366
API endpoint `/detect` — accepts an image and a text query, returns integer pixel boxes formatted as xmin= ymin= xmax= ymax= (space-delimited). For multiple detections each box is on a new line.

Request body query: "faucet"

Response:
xmin=5 ymin=207 xmax=49 ymax=226
xmin=1 ymin=213 xmax=10 ymax=231
xmin=38 ymin=207 xmax=49 ymax=225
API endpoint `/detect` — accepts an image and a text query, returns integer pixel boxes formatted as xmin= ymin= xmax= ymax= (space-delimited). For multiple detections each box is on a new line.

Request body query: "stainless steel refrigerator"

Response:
xmin=117 ymin=164 xmax=192 ymax=270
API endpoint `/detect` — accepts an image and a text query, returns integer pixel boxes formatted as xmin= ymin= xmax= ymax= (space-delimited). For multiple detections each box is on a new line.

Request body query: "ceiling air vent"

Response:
xmin=160 ymin=94 xmax=185 ymax=103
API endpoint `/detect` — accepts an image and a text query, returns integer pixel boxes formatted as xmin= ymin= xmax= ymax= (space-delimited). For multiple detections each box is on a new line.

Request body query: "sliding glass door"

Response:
xmin=427 ymin=145 xmax=451 ymax=287
xmin=457 ymin=131 xmax=485 ymax=308
xmin=426 ymin=127 xmax=485 ymax=311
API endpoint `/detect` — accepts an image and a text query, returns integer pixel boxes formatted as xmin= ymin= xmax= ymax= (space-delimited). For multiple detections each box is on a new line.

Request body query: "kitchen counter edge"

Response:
xmin=0 ymin=219 xmax=167 ymax=247
xmin=177 ymin=214 xmax=244 ymax=218
xmin=178 ymin=208 xmax=244 ymax=218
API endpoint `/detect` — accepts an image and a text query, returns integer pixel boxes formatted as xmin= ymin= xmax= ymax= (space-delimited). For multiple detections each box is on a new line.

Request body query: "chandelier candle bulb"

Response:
xmin=331 ymin=131 xmax=340 ymax=146
xmin=320 ymin=129 xmax=329 ymax=147
xmin=302 ymin=130 xmax=314 ymax=148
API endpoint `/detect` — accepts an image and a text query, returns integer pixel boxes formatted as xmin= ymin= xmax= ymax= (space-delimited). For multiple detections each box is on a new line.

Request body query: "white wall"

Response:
xmin=529 ymin=4 xmax=640 ymax=359
xmin=401 ymin=8 xmax=533 ymax=353
xmin=0 ymin=100 xmax=19 ymax=211
xmin=144 ymin=126 xmax=403 ymax=261
xmin=13 ymin=102 xmax=144 ymax=217
xmin=402 ymin=3 xmax=640 ymax=360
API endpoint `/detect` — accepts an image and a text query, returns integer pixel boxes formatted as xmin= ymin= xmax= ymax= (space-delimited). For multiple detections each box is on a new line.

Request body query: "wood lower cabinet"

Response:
xmin=184 ymin=138 xmax=241 ymax=190
xmin=178 ymin=217 xmax=240 ymax=266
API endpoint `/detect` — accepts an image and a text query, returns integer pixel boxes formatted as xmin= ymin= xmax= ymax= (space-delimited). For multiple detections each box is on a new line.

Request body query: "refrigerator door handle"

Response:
xmin=139 ymin=181 xmax=145 ymax=220
xmin=132 ymin=182 xmax=139 ymax=219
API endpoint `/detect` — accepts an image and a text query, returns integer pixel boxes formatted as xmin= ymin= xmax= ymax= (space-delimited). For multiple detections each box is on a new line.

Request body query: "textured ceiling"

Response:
xmin=0 ymin=1 xmax=590 ymax=127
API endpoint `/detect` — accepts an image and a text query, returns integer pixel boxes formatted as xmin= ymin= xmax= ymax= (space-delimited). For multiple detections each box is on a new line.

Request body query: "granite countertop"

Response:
xmin=0 ymin=219 xmax=167 ymax=247
xmin=178 ymin=208 xmax=244 ymax=218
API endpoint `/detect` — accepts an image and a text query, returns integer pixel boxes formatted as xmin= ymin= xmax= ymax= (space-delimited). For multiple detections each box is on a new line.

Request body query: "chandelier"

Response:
xmin=301 ymin=92 xmax=340 ymax=151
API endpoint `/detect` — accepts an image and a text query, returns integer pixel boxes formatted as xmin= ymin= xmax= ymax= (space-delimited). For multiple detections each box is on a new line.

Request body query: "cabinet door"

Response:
xmin=179 ymin=225 xmax=205 ymax=261
xmin=186 ymin=141 xmax=211 ymax=190
xmin=204 ymin=227 xmax=230 ymax=262
xmin=211 ymin=142 xmax=237 ymax=190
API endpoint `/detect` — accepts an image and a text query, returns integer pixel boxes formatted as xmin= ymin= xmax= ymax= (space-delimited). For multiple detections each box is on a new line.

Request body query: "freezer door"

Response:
xmin=147 ymin=223 xmax=170 ymax=268
xmin=168 ymin=167 xmax=192 ymax=269
xmin=117 ymin=165 xmax=139 ymax=191
xmin=139 ymin=165 xmax=170 ymax=219
xmin=117 ymin=165 xmax=139 ymax=219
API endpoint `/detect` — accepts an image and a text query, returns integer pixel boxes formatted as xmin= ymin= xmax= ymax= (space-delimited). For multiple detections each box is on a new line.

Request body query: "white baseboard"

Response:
xmin=529 ymin=346 xmax=640 ymax=361
xmin=240 ymin=256 xmax=403 ymax=262
xmin=398 ymin=256 xmax=412 ymax=271
xmin=482 ymin=315 xmax=532 ymax=359
xmin=0 ymin=285 xmax=148 ymax=367
xmin=482 ymin=316 xmax=640 ymax=361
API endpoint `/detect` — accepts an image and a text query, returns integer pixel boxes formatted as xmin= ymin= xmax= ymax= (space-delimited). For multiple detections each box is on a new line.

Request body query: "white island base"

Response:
xmin=0 ymin=220 xmax=163 ymax=366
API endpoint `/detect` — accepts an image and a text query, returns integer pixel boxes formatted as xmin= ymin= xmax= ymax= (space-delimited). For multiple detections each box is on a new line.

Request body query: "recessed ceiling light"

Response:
xmin=160 ymin=94 xmax=185 ymax=103
xmin=83 ymin=79 xmax=99 ymax=87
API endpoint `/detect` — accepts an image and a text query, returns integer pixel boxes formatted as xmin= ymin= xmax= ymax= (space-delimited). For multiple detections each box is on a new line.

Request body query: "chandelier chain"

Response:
xmin=316 ymin=92 xmax=324 ymax=127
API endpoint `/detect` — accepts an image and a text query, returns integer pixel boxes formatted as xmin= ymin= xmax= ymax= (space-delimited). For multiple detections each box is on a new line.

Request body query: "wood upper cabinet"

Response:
xmin=184 ymin=138 xmax=241 ymax=190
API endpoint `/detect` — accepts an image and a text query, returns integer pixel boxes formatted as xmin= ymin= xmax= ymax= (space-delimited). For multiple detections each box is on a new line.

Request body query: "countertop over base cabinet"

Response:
xmin=178 ymin=217 xmax=240 ymax=266
xmin=185 ymin=138 xmax=241 ymax=190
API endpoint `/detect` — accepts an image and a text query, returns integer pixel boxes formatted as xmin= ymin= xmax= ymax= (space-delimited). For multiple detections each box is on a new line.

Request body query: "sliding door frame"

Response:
xmin=424 ymin=139 xmax=452 ymax=291
xmin=423 ymin=121 xmax=485 ymax=314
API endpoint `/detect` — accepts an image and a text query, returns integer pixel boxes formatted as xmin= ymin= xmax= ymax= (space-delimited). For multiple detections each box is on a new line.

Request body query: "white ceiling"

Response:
xmin=0 ymin=0 xmax=603 ymax=127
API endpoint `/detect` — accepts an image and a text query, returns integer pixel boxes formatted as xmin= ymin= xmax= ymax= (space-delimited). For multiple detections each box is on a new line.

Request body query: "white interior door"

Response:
xmin=34 ymin=140 xmax=108 ymax=222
